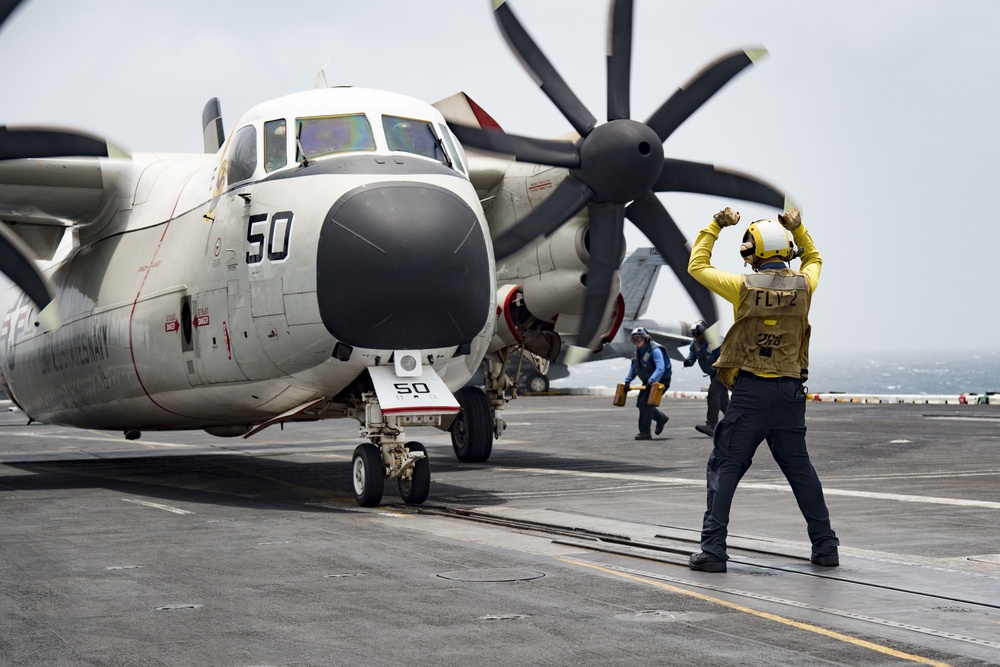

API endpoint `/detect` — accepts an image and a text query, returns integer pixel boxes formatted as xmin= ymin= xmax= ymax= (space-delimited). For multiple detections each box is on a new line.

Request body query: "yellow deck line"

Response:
xmin=560 ymin=558 xmax=954 ymax=667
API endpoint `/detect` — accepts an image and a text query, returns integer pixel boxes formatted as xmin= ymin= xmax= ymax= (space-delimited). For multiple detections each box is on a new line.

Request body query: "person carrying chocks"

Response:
xmin=623 ymin=327 xmax=670 ymax=440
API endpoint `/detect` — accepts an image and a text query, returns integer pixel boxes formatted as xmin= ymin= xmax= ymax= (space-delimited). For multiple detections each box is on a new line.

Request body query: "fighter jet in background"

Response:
xmin=508 ymin=248 xmax=699 ymax=394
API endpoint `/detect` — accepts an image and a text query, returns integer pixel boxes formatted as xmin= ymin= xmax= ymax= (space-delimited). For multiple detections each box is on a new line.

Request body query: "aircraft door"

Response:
xmin=190 ymin=288 xmax=247 ymax=384
xmin=123 ymin=288 xmax=203 ymax=392
xmin=226 ymin=279 xmax=276 ymax=380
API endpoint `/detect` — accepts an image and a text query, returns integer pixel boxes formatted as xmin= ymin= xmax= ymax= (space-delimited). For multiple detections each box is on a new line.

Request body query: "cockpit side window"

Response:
xmin=227 ymin=125 xmax=257 ymax=184
xmin=264 ymin=119 xmax=287 ymax=172
xmin=437 ymin=122 xmax=465 ymax=174
xmin=296 ymin=114 xmax=375 ymax=163
xmin=382 ymin=115 xmax=448 ymax=164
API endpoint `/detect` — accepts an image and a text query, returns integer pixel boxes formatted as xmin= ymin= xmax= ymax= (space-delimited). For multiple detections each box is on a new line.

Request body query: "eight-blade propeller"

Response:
xmin=450 ymin=0 xmax=788 ymax=351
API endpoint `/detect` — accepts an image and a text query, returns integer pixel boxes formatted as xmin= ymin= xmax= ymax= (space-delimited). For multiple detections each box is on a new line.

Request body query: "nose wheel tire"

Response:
xmin=398 ymin=442 xmax=430 ymax=505
xmin=352 ymin=442 xmax=384 ymax=507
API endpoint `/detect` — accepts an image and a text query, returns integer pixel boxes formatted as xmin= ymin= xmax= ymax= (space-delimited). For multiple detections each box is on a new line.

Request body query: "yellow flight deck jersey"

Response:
xmin=688 ymin=220 xmax=822 ymax=389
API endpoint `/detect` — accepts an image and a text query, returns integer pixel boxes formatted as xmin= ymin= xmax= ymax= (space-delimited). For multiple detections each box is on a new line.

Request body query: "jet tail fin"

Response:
xmin=620 ymin=248 xmax=666 ymax=321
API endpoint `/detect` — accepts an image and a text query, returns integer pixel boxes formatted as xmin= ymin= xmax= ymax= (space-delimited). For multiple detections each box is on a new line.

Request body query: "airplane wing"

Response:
xmin=0 ymin=156 xmax=122 ymax=257
xmin=0 ymin=126 xmax=131 ymax=327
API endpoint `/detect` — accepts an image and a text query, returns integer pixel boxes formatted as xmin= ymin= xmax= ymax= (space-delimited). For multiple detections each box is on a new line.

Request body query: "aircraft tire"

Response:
xmin=525 ymin=372 xmax=549 ymax=394
xmin=398 ymin=442 xmax=430 ymax=505
xmin=352 ymin=442 xmax=384 ymax=507
xmin=450 ymin=386 xmax=493 ymax=463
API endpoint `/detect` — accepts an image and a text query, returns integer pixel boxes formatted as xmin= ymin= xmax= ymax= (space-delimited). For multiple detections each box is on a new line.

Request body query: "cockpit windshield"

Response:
xmin=382 ymin=115 xmax=448 ymax=164
xmin=296 ymin=114 xmax=375 ymax=162
xmin=288 ymin=111 xmax=459 ymax=170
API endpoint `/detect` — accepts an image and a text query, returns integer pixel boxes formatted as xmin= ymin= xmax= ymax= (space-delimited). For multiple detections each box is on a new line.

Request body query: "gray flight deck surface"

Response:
xmin=1 ymin=396 xmax=999 ymax=666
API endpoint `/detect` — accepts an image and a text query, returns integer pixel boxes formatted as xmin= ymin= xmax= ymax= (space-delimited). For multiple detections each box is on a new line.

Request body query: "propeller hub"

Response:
xmin=574 ymin=120 xmax=663 ymax=203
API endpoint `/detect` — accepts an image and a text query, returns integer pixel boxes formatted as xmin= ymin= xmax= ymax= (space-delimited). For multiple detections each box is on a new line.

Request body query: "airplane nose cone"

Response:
xmin=317 ymin=182 xmax=491 ymax=350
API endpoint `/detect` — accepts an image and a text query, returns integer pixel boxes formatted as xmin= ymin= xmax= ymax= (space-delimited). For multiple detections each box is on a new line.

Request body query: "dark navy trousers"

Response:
xmin=705 ymin=373 xmax=729 ymax=428
xmin=636 ymin=379 xmax=668 ymax=436
xmin=700 ymin=372 xmax=839 ymax=560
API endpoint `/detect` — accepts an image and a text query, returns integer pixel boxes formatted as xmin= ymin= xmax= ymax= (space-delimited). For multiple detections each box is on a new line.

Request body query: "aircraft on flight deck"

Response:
xmin=0 ymin=0 xmax=788 ymax=507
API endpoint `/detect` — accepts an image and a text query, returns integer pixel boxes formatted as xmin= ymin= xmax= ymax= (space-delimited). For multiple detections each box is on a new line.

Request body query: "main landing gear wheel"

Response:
xmin=525 ymin=372 xmax=549 ymax=394
xmin=352 ymin=442 xmax=384 ymax=507
xmin=450 ymin=386 xmax=493 ymax=463
xmin=398 ymin=442 xmax=430 ymax=505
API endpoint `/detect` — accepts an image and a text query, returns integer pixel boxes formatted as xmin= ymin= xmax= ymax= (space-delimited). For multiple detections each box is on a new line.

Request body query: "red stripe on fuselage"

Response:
xmin=381 ymin=406 xmax=460 ymax=415
xmin=127 ymin=192 xmax=191 ymax=418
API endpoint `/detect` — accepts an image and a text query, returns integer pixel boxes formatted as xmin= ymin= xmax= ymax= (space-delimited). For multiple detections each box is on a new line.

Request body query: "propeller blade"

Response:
xmin=493 ymin=1 xmax=597 ymax=137
xmin=606 ymin=0 xmax=634 ymax=121
xmin=654 ymin=157 xmax=786 ymax=208
xmin=494 ymin=176 xmax=594 ymax=260
xmin=448 ymin=122 xmax=580 ymax=168
xmin=575 ymin=201 xmax=625 ymax=350
xmin=645 ymin=48 xmax=767 ymax=143
xmin=626 ymin=191 xmax=718 ymax=324
xmin=0 ymin=223 xmax=60 ymax=330
xmin=0 ymin=126 xmax=127 ymax=161
xmin=0 ymin=0 xmax=24 ymax=28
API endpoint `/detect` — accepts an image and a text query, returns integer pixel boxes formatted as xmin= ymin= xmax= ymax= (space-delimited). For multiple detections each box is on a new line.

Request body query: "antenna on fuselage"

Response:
xmin=313 ymin=61 xmax=330 ymax=89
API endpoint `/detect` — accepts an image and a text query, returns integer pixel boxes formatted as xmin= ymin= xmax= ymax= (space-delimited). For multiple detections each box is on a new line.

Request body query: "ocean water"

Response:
xmin=551 ymin=349 xmax=1000 ymax=396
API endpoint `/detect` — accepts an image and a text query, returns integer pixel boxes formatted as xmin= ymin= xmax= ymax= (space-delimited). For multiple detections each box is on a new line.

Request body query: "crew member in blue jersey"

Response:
xmin=683 ymin=319 xmax=729 ymax=436
xmin=623 ymin=327 xmax=670 ymax=440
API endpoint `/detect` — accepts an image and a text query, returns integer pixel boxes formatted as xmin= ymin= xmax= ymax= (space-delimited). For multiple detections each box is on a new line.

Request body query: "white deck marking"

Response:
xmin=494 ymin=467 xmax=1000 ymax=509
xmin=122 ymin=499 xmax=194 ymax=515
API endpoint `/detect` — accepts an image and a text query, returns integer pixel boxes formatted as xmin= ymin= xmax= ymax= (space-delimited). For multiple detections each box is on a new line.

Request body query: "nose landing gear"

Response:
xmin=349 ymin=391 xmax=436 ymax=507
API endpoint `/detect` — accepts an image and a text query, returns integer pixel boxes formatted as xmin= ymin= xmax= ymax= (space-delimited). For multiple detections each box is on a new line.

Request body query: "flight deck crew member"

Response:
xmin=686 ymin=207 xmax=839 ymax=573
xmin=623 ymin=327 xmax=670 ymax=440
xmin=684 ymin=319 xmax=729 ymax=436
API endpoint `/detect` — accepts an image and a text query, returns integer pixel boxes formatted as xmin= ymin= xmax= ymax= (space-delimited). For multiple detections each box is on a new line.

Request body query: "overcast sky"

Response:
xmin=2 ymin=0 xmax=998 ymax=355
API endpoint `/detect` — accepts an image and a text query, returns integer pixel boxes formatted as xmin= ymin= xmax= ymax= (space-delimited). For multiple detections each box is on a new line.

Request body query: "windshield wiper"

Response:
xmin=427 ymin=124 xmax=452 ymax=168
xmin=296 ymin=127 xmax=310 ymax=167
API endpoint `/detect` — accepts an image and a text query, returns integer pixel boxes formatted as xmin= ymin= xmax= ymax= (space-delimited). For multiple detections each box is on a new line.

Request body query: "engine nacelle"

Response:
xmin=489 ymin=284 xmax=561 ymax=361
xmin=475 ymin=157 xmax=625 ymax=351
xmin=491 ymin=284 xmax=523 ymax=350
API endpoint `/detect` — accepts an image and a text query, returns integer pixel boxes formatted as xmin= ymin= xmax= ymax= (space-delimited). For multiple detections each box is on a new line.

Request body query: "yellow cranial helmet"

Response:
xmin=739 ymin=220 xmax=796 ymax=265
